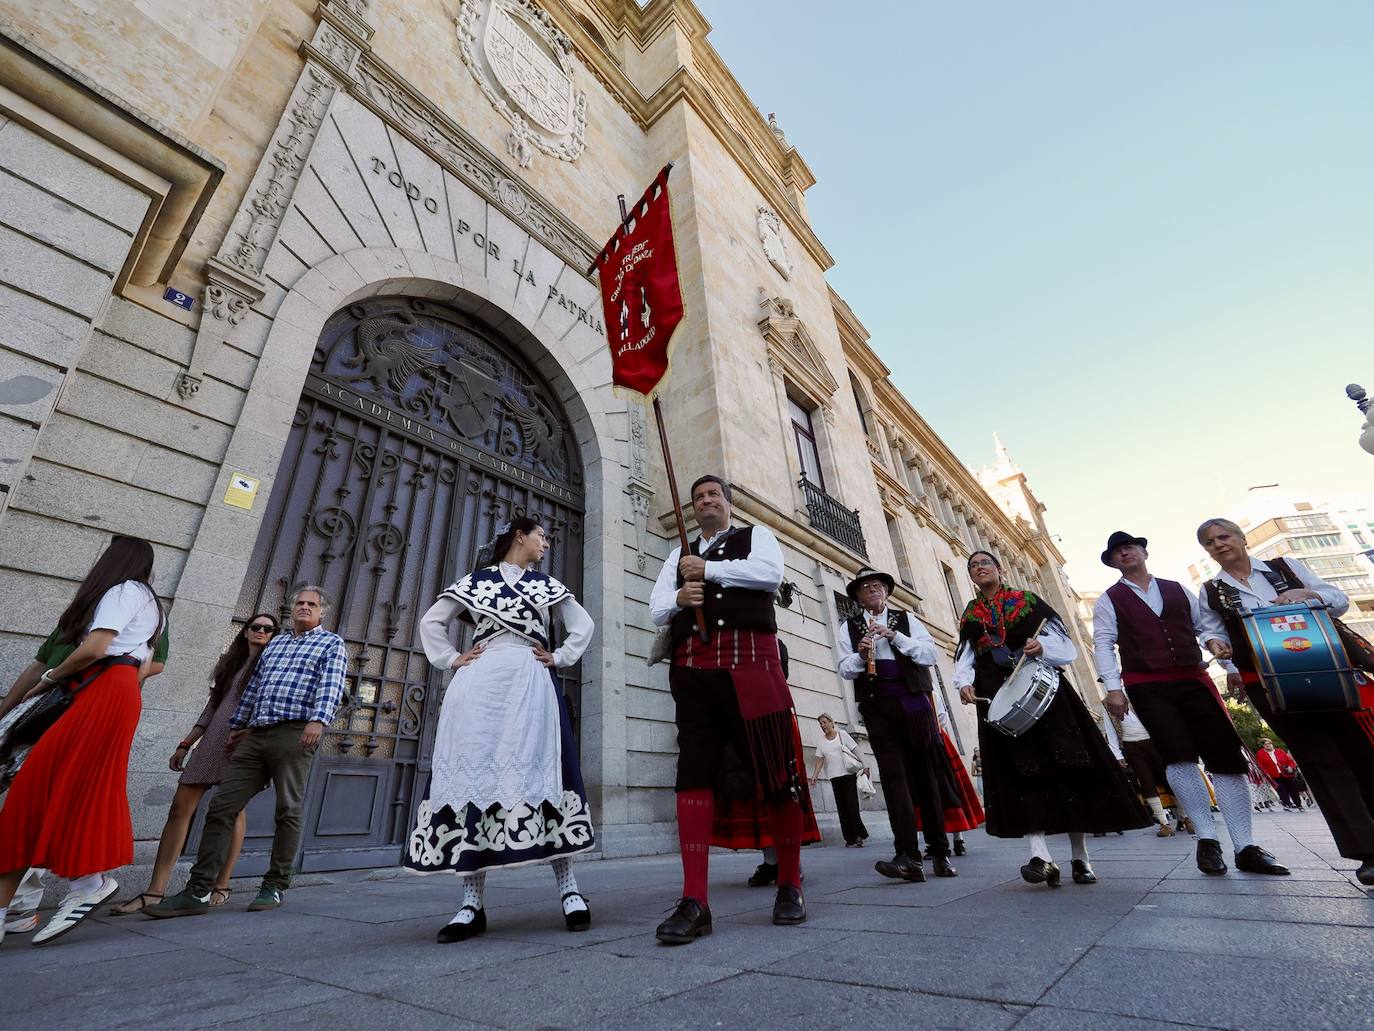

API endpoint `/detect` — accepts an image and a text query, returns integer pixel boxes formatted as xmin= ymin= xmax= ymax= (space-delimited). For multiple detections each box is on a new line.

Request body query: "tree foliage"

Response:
xmin=1225 ymin=698 xmax=1284 ymax=752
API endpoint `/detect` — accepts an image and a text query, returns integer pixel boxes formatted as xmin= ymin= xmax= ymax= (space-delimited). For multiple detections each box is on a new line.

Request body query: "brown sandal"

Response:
xmin=210 ymin=888 xmax=232 ymax=907
xmin=109 ymin=892 xmax=163 ymax=916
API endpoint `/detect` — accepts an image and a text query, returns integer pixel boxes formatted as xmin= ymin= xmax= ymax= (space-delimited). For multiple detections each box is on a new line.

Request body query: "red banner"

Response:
xmin=592 ymin=166 xmax=684 ymax=396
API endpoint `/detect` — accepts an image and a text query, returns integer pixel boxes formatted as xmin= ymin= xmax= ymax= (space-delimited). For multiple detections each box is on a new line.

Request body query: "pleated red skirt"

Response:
xmin=912 ymin=728 xmax=986 ymax=833
xmin=0 ymin=664 xmax=141 ymax=878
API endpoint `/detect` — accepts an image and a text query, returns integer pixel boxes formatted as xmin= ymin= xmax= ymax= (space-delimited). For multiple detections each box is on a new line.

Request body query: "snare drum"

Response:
xmin=986 ymin=657 xmax=1060 ymax=737
xmin=1240 ymin=602 xmax=1360 ymax=713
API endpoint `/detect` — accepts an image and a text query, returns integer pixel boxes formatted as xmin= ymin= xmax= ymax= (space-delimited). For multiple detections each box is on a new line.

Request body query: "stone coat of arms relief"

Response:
xmin=457 ymin=0 xmax=588 ymax=168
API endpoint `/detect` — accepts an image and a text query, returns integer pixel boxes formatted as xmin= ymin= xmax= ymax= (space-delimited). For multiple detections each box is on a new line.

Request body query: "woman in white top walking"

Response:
xmin=810 ymin=714 xmax=870 ymax=847
xmin=0 ymin=535 xmax=163 ymax=947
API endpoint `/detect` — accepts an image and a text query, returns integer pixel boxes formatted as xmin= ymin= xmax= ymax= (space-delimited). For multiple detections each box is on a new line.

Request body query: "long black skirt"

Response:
xmin=977 ymin=674 xmax=1152 ymax=838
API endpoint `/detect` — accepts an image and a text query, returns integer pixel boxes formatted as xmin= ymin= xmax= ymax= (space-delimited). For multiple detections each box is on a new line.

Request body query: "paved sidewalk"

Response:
xmin=5 ymin=809 xmax=1373 ymax=1030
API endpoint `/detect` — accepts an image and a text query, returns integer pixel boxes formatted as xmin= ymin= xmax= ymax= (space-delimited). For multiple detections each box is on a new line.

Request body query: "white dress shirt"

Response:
xmin=1091 ymin=576 xmax=1217 ymax=694
xmin=835 ymin=606 xmax=939 ymax=679
xmin=1195 ymin=557 xmax=1350 ymax=656
xmin=649 ymin=523 xmax=784 ymax=627
xmin=952 ymin=621 xmax=1077 ymax=689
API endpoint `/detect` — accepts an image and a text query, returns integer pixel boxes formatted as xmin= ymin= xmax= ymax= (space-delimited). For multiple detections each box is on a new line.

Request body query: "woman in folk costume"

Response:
xmin=409 ymin=517 xmax=595 ymax=942
xmin=919 ymin=686 xmax=984 ymax=857
xmin=955 ymin=551 xmax=1150 ymax=887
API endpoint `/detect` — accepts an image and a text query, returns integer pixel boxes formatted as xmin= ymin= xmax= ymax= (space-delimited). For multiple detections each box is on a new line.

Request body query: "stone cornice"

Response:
xmin=545 ymin=2 xmax=831 ymax=271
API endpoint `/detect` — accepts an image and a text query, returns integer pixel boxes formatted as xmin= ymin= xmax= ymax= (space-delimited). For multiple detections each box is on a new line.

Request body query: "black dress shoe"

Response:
xmin=1234 ymin=845 xmax=1290 ymax=876
xmin=655 ymin=897 xmax=712 ymax=944
xmin=1356 ymin=860 xmax=1374 ymax=886
xmin=1021 ymin=857 xmax=1061 ymax=887
xmin=772 ymin=884 xmax=806 ymax=925
xmin=436 ymin=906 xmax=486 ymax=943
xmin=562 ymin=892 xmax=591 ymax=931
xmin=932 ymin=854 xmax=958 ymax=878
xmin=953 ymin=839 xmax=967 ymax=857
xmin=1196 ymin=838 xmax=1228 ymax=875
xmin=1071 ymin=860 xmax=1097 ymax=885
xmin=748 ymin=862 xmax=779 ymax=887
xmin=875 ymin=852 xmax=925 ymax=882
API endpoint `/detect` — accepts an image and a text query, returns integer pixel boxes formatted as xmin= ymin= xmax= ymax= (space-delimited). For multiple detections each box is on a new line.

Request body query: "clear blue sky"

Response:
xmin=696 ymin=1 xmax=1373 ymax=589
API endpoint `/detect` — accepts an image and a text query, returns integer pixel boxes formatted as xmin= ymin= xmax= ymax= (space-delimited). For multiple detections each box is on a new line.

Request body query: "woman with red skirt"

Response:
xmin=0 ymin=535 xmax=163 ymax=947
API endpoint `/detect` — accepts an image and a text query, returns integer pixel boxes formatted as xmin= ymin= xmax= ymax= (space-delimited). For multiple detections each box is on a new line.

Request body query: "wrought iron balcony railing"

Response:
xmin=799 ymin=475 xmax=867 ymax=558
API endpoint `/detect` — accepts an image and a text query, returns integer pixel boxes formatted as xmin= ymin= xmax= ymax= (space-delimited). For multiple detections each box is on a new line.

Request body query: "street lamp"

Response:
xmin=1348 ymin=385 xmax=1374 ymax=456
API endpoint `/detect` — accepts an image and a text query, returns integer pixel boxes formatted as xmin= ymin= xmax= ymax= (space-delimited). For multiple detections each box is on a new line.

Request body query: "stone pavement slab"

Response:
xmin=3 ymin=810 xmax=1371 ymax=1029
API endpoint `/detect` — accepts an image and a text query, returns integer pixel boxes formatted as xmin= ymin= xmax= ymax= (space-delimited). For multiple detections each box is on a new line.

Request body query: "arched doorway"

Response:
xmin=225 ymin=294 xmax=585 ymax=871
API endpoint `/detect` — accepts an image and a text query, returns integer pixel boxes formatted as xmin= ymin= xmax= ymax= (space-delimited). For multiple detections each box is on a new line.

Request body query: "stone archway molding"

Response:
xmin=163 ymin=245 xmax=631 ymax=829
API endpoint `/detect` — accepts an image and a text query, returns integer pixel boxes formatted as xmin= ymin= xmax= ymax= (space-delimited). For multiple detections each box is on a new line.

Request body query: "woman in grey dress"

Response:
xmin=109 ymin=614 xmax=278 ymax=914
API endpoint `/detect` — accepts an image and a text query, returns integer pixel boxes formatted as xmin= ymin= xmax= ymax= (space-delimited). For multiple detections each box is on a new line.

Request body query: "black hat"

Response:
xmin=1101 ymin=531 xmax=1148 ymax=566
xmin=846 ymin=566 xmax=896 ymax=600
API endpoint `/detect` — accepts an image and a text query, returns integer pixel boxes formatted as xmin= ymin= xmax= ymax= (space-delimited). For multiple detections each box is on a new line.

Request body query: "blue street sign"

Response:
xmin=163 ymin=287 xmax=194 ymax=310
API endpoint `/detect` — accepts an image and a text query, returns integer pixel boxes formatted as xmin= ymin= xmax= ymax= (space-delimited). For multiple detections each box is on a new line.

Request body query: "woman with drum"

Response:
xmin=956 ymin=551 xmax=1150 ymax=887
xmin=1195 ymin=517 xmax=1374 ymax=885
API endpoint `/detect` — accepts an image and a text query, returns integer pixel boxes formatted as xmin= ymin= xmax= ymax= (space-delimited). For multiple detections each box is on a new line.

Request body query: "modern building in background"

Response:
xmin=0 ymin=1 xmax=1090 ymax=875
xmin=1187 ymin=488 xmax=1374 ymax=640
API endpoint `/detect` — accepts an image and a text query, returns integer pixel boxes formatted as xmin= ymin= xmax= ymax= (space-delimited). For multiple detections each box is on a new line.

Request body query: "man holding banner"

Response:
xmin=593 ymin=167 xmax=814 ymax=943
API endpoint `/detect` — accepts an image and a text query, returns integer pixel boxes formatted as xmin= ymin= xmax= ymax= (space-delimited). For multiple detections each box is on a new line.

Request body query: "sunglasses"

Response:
xmin=247 ymin=623 xmax=277 ymax=634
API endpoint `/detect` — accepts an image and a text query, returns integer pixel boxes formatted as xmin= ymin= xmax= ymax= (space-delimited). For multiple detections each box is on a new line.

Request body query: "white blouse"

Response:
xmin=417 ymin=562 xmax=594 ymax=671
xmin=834 ymin=606 xmax=939 ymax=679
xmin=814 ymin=728 xmax=863 ymax=780
xmin=88 ymin=581 xmax=161 ymax=660
xmin=953 ymin=622 xmax=1077 ymax=690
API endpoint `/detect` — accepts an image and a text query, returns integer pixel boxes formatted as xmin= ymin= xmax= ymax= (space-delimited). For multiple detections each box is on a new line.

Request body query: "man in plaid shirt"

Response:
xmin=148 ymin=586 xmax=347 ymax=917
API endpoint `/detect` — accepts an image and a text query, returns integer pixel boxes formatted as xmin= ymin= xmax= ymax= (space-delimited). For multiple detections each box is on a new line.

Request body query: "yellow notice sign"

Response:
xmin=224 ymin=472 xmax=259 ymax=510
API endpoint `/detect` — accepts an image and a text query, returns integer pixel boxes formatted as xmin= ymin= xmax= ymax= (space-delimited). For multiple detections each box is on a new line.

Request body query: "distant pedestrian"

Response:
xmin=810 ymin=713 xmax=870 ymax=847
xmin=110 ymin=613 xmax=279 ymax=915
xmin=0 ymin=535 xmax=164 ymax=946
xmin=146 ymin=587 xmax=346 ymax=919
xmin=1255 ymin=739 xmax=1303 ymax=811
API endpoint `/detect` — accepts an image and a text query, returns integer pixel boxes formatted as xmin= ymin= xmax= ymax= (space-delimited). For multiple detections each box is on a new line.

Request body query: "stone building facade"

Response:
xmin=0 ymin=0 xmax=1090 ymax=874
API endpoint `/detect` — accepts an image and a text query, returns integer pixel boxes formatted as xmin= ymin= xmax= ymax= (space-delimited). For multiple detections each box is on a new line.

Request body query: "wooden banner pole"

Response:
xmin=652 ymin=395 xmax=709 ymax=643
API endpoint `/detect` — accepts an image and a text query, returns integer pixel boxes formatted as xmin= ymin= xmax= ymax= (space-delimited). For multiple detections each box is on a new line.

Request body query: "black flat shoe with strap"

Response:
xmin=436 ymin=906 xmax=487 ymax=943
xmin=562 ymin=892 xmax=591 ymax=931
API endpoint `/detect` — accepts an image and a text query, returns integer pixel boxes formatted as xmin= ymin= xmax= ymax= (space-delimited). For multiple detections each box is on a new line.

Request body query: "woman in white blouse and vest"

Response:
xmin=810 ymin=714 xmax=870 ymax=847
xmin=407 ymin=517 xmax=596 ymax=942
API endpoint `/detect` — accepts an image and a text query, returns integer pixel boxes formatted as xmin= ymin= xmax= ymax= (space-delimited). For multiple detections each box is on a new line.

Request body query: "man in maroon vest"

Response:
xmin=1092 ymin=531 xmax=1289 ymax=877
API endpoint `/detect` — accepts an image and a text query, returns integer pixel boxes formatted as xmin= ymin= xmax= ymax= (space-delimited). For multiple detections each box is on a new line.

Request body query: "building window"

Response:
xmin=886 ymin=514 xmax=915 ymax=588
xmin=849 ymin=374 xmax=873 ymax=439
xmin=789 ymin=396 xmax=826 ymax=490
xmin=941 ymin=563 xmax=964 ymax=621
xmin=1289 ymin=533 xmax=1343 ymax=552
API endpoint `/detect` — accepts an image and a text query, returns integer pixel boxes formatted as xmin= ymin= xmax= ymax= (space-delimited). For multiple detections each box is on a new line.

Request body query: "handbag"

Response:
xmin=838 ymin=733 xmax=863 ymax=774
xmin=4 ymin=685 xmax=72 ymax=749
xmin=856 ymin=770 xmax=876 ymax=799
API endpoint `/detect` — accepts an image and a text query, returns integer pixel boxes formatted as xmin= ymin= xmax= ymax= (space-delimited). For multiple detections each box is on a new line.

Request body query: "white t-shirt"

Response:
xmin=88 ymin=581 xmax=160 ymax=660
xmin=814 ymin=729 xmax=861 ymax=780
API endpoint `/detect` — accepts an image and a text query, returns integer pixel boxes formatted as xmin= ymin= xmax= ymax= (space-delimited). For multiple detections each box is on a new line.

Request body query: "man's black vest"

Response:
xmin=847 ymin=609 xmax=934 ymax=705
xmin=670 ymin=526 xmax=777 ymax=647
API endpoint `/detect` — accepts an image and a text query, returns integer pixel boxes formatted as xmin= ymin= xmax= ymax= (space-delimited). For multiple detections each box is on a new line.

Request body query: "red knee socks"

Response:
xmin=769 ymin=798 xmax=803 ymax=889
xmin=677 ymin=789 xmax=715 ymax=904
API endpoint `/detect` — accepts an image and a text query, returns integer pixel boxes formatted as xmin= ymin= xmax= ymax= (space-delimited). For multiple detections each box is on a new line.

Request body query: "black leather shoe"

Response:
xmin=1356 ymin=860 xmax=1374 ymax=886
xmin=772 ymin=883 xmax=806 ymax=925
xmin=1196 ymin=838 xmax=1227 ymax=875
xmin=932 ymin=854 xmax=958 ymax=878
xmin=953 ymin=839 xmax=967 ymax=857
xmin=748 ymin=862 xmax=779 ymax=887
xmin=1234 ymin=845 xmax=1290 ymax=876
xmin=875 ymin=852 xmax=926 ymax=882
xmin=1021 ymin=857 xmax=1061 ymax=887
xmin=655 ymin=897 xmax=712 ymax=944
xmin=562 ymin=892 xmax=591 ymax=931
xmin=436 ymin=906 xmax=486 ymax=943
xmin=1071 ymin=860 xmax=1097 ymax=884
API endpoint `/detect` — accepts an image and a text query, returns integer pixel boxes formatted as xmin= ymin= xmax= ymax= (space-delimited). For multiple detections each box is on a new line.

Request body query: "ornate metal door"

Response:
xmin=228 ymin=296 xmax=585 ymax=872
